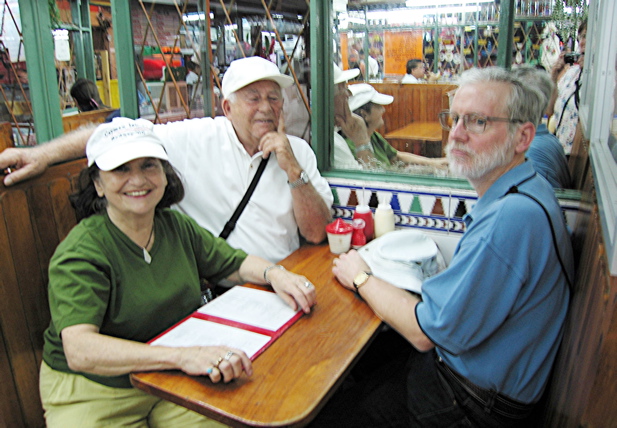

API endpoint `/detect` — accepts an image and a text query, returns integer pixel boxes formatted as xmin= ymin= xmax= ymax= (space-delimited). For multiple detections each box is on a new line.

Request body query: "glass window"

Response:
xmin=327 ymin=1 xmax=557 ymax=183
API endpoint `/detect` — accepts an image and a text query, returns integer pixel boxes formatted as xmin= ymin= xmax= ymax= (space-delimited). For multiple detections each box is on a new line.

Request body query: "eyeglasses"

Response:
xmin=438 ymin=110 xmax=524 ymax=134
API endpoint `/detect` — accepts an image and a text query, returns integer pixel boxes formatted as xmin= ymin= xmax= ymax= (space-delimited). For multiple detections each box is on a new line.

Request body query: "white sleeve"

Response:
xmin=333 ymin=133 xmax=361 ymax=170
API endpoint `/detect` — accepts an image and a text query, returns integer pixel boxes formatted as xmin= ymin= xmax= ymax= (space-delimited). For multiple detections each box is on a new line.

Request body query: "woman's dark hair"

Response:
xmin=70 ymin=78 xmax=108 ymax=112
xmin=70 ymin=159 xmax=185 ymax=221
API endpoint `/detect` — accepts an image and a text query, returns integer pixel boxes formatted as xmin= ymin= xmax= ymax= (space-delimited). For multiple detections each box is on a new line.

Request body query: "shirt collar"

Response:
xmin=467 ymin=161 xmax=536 ymax=219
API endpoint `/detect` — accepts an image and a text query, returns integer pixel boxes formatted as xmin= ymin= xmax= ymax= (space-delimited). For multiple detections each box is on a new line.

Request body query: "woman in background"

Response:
xmin=548 ymin=19 xmax=587 ymax=156
xmin=70 ymin=78 xmax=120 ymax=121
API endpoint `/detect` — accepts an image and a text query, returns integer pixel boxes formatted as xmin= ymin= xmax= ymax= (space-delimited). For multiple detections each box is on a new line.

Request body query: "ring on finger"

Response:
xmin=224 ymin=350 xmax=234 ymax=361
xmin=303 ymin=281 xmax=312 ymax=289
xmin=213 ymin=356 xmax=224 ymax=369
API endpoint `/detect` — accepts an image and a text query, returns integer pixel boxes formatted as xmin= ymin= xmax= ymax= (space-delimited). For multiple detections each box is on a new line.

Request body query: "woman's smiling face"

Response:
xmin=94 ymin=157 xmax=167 ymax=221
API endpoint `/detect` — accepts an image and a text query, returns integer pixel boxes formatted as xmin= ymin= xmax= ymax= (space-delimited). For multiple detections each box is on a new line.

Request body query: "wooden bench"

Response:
xmin=62 ymin=108 xmax=117 ymax=133
xmin=0 ymin=158 xmax=85 ymax=428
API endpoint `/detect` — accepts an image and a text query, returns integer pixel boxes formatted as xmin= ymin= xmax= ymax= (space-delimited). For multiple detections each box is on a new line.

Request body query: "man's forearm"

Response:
xmin=1 ymin=124 xmax=97 ymax=186
xmin=40 ymin=124 xmax=96 ymax=166
xmin=292 ymin=185 xmax=331 ymax=244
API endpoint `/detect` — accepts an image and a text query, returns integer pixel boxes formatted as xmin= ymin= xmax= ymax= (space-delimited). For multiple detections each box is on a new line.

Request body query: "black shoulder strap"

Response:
xmin=219 ymin=156 xmax=269 ymax=240
xmin=555 ymin=69 xmax=582 ymax=134
xmin=505 ymin=177 xmax=573 ymax=290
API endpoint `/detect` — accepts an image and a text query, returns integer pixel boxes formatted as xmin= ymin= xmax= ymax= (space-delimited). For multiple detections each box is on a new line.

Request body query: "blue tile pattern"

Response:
xmin=327 ymin=178 xmax=580 ymax=235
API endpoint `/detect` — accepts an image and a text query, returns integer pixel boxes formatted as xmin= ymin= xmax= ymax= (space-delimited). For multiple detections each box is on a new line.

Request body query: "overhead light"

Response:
xmin=406 ymin=0 xmax=493 ymax=6
xmin=183 ymin=12 xmax=204 ymax=22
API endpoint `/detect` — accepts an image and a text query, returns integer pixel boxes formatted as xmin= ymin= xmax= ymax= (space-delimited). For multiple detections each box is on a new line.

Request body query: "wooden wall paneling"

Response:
xmin=0 ymin=122 xmax=14 ymax=151
xmin=0 ymin=158 xmax=86 ymax=428
xmin=582 ymin=272 xmax=617 ymax=427
xmin=0 ymin=202 xmax=27 ymax=428
xmin=48 ymin=178 xmax=78 ymax=243
xmin=0 ymin=190 xmax=46 ymax=428
xmin=542 ymin=158 xmax=617 ymax=427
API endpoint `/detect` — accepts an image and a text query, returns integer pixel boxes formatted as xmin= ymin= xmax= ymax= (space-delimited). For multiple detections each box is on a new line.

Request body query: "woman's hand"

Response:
xmin=61 ymin=324 xmax=253 ymax=382
xmin=233 ymin=255 xmax=317 ymax=314
xmin=337 ymin=112 xmax=370 ymax=147
xmin=177 ymin=346 xmax=252 ymax=383
xmin=266 ymin=267 xmax=317 ymax=314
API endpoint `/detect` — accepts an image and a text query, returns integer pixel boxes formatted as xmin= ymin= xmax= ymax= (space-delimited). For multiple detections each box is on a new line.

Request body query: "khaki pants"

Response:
xmin=40 ymin=362 xmax=227 ymax=428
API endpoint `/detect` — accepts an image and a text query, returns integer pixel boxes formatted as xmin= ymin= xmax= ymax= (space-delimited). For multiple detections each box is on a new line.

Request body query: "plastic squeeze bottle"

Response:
xmin=374 ymin=201 xmax=395 ymax=238
xmin=353 ymin=202 xmax=374 ymax=242
xmin=351 ymin=218 xmax=367 ymax=249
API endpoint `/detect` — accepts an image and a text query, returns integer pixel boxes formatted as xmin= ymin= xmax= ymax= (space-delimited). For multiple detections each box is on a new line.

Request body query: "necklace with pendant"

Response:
xmin=142 ymin=222 xmax=155 ymax=264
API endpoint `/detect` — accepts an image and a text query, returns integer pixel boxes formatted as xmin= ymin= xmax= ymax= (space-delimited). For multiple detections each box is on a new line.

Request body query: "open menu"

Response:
xmin=149 ymin=286 xmax=303 ymax=360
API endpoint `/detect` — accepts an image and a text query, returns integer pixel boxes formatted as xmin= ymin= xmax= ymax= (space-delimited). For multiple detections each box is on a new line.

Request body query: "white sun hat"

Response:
xmin=348 ymin=83 xmax=394 ymax=112
xmin=221 ymin=56 xmax=294 ymax=98
xmin=86 ymin=117 xmax=168 ymax=171
xmin=333 ymin=62 xmax=360 ymax=84
xmin=358 ymin=229 xmax=446 ymax=294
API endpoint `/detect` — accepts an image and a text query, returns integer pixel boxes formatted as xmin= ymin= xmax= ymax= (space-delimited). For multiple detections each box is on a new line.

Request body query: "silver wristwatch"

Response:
xmin=289 ymin=170 xmax=309 ymax=189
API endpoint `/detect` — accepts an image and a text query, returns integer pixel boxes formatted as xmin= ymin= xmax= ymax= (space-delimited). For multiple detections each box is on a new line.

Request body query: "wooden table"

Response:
xmin=384 ymin=121 xmax=444 ymax=157
xmin=384 ymin=121 xmax=442 ymax=142
xmin=131 ymin=244 xmax=382 ymax=427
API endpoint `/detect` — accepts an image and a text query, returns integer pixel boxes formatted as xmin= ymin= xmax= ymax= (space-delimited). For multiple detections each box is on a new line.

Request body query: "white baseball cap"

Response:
xmin=348 ymin=83 xmax=394 ymax=112
xmin=86 ymin=117 xmax=168 ymax=171
xmin=334 ymin=62 xmax=360 ymax=84
xmin=221 ymin=56 xmax=294 ymax=98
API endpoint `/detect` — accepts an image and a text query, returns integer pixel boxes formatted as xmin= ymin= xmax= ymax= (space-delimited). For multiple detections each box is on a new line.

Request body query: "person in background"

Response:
xmin=358 ymin=49 xmax=379 ymax=80
xmin=70 ymin=78 xmax=120 ymax=122
xmin=548 ymin=19 xmax=587 ymax=155
xmin=401 ymin=59 xmax=440 ymax=84
xmin=185 ymin=61 xmax=201 ymax=95
xmin=311 ymin=67 xmax=572 ymax=427
xmin=332 ymin=62 xmax=368 ymax=169
xmin=513 ymin=65 xmax=571 ymax=189
xmin=337 ymin=83 xmax=448 ymax=169
xmin=0 ymin=56 xmax=333 ymax=264
xmin=40 ymin=118 xmax=316 ymax=427
xmin=347 ymin=50 xmax=362 ymax=82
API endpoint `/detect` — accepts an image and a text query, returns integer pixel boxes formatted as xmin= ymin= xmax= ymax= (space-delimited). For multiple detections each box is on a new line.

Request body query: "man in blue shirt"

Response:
xmin=513 ymin=65 xmax=571 ymax=189
xmin=313 ymin=67 xmax=573 ymax=428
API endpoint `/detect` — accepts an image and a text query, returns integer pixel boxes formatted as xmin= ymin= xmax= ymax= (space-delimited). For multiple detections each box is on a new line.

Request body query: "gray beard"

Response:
xmin=446 ymin=136 xmax=514 ymax=180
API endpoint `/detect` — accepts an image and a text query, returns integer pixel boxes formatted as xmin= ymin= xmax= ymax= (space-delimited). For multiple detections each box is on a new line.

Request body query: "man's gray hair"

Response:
xmin=457 ymin=66 xmax=545 ymax=127
xmin=511 ymin=65 xmax=554 ymax=120
xmin=225 ymin=91 xmax=237 ymax=103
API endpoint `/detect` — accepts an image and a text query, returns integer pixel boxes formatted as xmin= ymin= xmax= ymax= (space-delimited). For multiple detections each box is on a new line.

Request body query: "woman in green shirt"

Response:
xmin=40 ymin=118 xmax=316 ymax=428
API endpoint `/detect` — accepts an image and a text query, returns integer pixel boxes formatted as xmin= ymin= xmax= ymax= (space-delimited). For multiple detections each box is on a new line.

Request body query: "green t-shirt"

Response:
xmin=43 ymin=209 xmax=247 ymax=388
xmin=344 ymin=131 xmax=398 ymax=166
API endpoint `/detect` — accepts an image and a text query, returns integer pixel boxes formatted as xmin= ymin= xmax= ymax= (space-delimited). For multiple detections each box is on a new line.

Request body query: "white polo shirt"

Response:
xmin=153 ymin=116 xmax=333 ymax=262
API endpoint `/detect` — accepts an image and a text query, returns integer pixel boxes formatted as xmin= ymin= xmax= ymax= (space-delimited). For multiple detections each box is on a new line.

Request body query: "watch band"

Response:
xmin=353 ymin=271 xmax=373 ymax=290
xmin=289 ymin=170 xmax=309 ymax=189
xmin=354 ymin=143 xmax=373 ymax=155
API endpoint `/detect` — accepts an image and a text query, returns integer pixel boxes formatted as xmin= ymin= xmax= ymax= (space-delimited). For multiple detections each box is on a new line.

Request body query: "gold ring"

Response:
xmin=213 ymin=356 xmax=224 ymax=368
xmin=224 ymin=351 xmax=234 ymax=361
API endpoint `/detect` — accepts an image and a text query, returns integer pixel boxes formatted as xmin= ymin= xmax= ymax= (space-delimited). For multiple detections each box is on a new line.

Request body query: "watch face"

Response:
xmin=300 ymin=171 xmax=309 ymax=183
xmin=353 ymin=271 xmax=369 ymax=288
